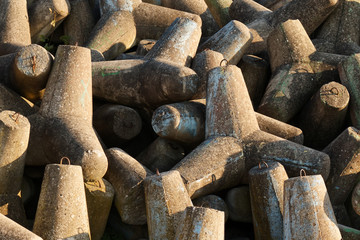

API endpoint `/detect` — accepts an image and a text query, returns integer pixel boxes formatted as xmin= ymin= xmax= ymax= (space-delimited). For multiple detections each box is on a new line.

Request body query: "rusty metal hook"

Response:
xmin=60 ymin=157 xmax=71 ymax=165
xmin=258 ymin=161 xmax=269 ymax=169
xmin=10 ymin=112 xmax=20 ymax=123
xmin=220 ymin=59 xmax=228 ymax=67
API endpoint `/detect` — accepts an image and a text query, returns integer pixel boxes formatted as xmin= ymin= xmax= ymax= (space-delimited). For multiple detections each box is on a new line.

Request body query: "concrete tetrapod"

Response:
xmin=249 ymin=161 xmax=288 ymax=239
xmin=207 ymin=65 xmax=329 ymax=179
xmin=93 ymin=104 xmax=142 ymax=146
xmin=0 ymin=213 xmax=42 ymax=240
xmin=144 ymin=170 xmax=193 ymax=240
xmin=105 ymin=147 xmax=153 ymax=225
xmin=10 ymin=44 xmax=53 ymax=101
xmin=63 ymin=0 xmax=96 ymax=46
xmin=0 ymin=194 xmax=28 ymax=227
xmin=297 ymin=81 xmax=349 ymax=149
xmin=0 ymin=111 xmax=30 ymax=195
xmin=85 ymin=10 xmax=136 ymax=60
xmin=144 ymin=17 xmax=201 ymax=67
xmin=225 ymin=186 xmax=252 ymax=223
xmin=96 ymin=1 xmax=202 ymax=45
xmin=84 ymin=179 xmax=114 ymax=240
xmin=160 ymin=0 xmax=219 ymax=37
xmin=173 ymin=64 xmax=329 ymax=199
xmin=0 ymin=0 xmax=31 ymax=56
xmin=217 ymin=64 xmax=329 ymax=177
xmin=33 ymin=161 xmax=91 ymax=240
xmin=314 ymin=0 xmax=360 ymax=55
xmin=238 ymin=54 xmax=270 ymax=109
xmin=191 ymin=50 xmax=225 ymax=99
xmin=152 ymin=99 xmax=304 ymax=145
xmin=229 ymin=0 xmax=339 ymax=55
xmin=26 ymin=45 xmax=108 ymax=181
xmin=198 ymin=20 xmax=253 ymax=65
xmin=258 ymin=19 xmax=345 ymax=122
xmin=136 ymin=137 xmax=185 ymax=172
xmin=192 ymin=195 xmax=229 ymax=222
xmin=204 ymin=0 xmax=233 ymax=27
xmin=283 ymin=174 xmax=342 ymax=239
xmin=0 ymin=84 xmax=38 ymax=117
xmin=92 ymin=59 xmax=199 ymax=109
xmin=28 ymin=0 xmax=71 ymax=43
xmin=175 ymin=206 xmax=225 ymax=240
xmin=323 ymin=127 xmax=360 ymax=223
xmin=339 ymin=53 xmax=360 ymax=129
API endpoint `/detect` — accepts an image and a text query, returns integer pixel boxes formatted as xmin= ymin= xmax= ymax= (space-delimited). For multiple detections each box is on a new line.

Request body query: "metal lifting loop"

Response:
xmin=60 ymin=157 xmax=71 ymax=165
xmin=258 ymin=161 xmax=269 ymax=169
xmin=10 ymin=112 xmax=20 ymax=123
xmin=220 ymin=59 xmax=228 ymax=67
xmin=300 ymin=169 xmax=306 ymax=178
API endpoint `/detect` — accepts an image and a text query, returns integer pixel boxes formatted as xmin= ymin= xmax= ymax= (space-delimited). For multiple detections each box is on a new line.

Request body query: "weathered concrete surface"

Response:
xmin=297 ymin=81 xmax=349 ymax=149
xmin=92 ymin=59 xmax=199 ymax=109
xmin=283 ymin=175 xmax=341 ymax=240
xmin=0 ymin=213 xmax=43 ymax=240
xmin=172 ymin=136 xmax=245 ymax=199
xmin=323 ymin=127 xmax=360 ymax=206
xmin=249 ymin=161 xmax=288 ymax=240
xmin=338 ymin=224 xmax=360 ymax=240
xmin=93 ymin=104 xmax=142 ymax=145
xmin=198 ymin=20 xmax=253 ymax=65
xmin=99 ymin=0 xmax=142 ymax=15
xmin=144 ymin=17 xmax=201 ymax=67
xmin=175 ymin=206 xmax=225 ymax=240
xmin=152 ymin=99 xmax=303 ymax=145
xmin=28 ymin=0 xmax=71 ymax=43
xmin=133 ymin=2 xmax=202 ymax=40
xmin=0 ymin=0 xmax=31 ymax=55
xmin=193 ymin=194 xmax=229 ymax=222
xmin=85 ymin=10 xmax=136 ymax=60
xmin=161 ymin=0 xmax=219 ymax=37
xmin=136 ymin=137 xmax=185 ymax=172
xmin=26 ymin=45 xmax=108 ymax=181
xmin=258 ymin=19 xmax=342 ymax=122
xmin=33 ymin=164 xmax=91 ymax=240
xmin=144 ymin=170 xmax=193 ymax=240
xmin=339 ymin=53 xmax=360 ymax=129
xmin=206 ymin=65 xmax=259 ymax=139
xmin=105 ymin=147 xmax=153 ymax=225
xmin=63 ymin=0 xmax=95 ymax=46
xmin=0 ymin=111 xmax=30 ymax=195
xmin=85 ymin=178 xmax=114 ymax=240
xmin=11 ymin=44 xmax=53 ymax=101
xmin=314 ymin=0 xmax=360 ymax=55
xmin=204 ymin=0 xmax=232 ymax=27
xmin=191 ymin=50 xmax=224 ymax=99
